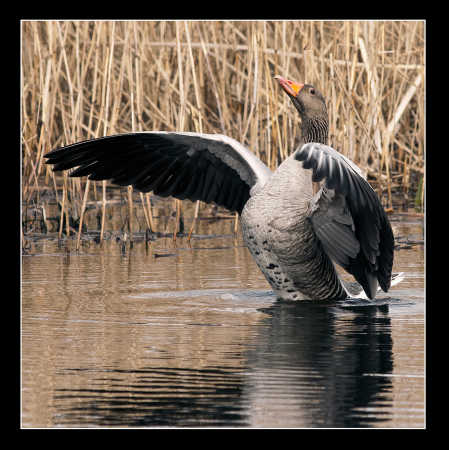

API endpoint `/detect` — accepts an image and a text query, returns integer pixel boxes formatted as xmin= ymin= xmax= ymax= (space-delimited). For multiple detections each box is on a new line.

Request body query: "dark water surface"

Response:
xmin=21 ymin=215 xmax=424 ymax=428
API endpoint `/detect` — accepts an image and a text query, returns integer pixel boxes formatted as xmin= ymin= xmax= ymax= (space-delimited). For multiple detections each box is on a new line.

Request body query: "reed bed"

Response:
xmin=21 ymin=20 xmax=425 ymax=243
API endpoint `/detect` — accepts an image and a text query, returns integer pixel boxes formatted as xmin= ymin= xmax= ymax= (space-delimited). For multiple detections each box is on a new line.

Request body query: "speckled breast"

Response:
xmin=240 ymin=155 xmax=347 ymax=301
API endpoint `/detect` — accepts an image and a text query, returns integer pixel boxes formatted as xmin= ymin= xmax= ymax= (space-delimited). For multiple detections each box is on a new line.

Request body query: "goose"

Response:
xmin=45 ymin=75 xmax=395 ymax=301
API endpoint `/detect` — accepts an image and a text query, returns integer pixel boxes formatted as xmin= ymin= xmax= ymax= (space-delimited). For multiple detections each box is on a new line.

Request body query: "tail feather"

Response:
xmin=343 ymin=272 xmax=404 ymax=300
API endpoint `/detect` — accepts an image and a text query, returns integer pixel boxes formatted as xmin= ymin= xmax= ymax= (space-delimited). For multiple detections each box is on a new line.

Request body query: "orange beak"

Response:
xmin=274 ymin=75 xmax=304 ymax=97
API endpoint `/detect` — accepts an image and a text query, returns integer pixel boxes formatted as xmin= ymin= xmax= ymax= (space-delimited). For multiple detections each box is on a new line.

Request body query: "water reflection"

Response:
xmin=244 ymin=301 xmax=394 ymax=428
xmin=50 ymin=299 xmax=394 ymax=428
xmin=54 ymin=366 xmax=248 ymax=427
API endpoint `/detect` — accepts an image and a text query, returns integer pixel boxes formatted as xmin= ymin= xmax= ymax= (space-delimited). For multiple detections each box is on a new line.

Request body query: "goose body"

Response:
xmin=45 ymin=76 xmax=395 ymax=301
xmin=241 ymin=151 xmax=347 ymax=301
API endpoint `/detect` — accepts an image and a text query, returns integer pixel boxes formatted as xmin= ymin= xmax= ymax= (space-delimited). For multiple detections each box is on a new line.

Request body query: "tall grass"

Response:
xmin=21 ymin=21 xmax=425 ymax=240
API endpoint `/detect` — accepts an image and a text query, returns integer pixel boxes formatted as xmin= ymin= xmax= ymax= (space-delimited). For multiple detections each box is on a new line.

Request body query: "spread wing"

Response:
xmin=295 ymin=143 xmax=395 ymax=299
xmin=45 ymin=132 xmax=272 ymax=214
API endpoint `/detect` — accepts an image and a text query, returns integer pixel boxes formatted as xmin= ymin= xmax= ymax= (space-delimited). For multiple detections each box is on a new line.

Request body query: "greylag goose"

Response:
xmin=45 ymin=75 xmax=395 ymax=301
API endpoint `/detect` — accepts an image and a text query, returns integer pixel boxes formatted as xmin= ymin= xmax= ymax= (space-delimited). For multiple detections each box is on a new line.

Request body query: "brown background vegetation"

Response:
xmin=21 ymin=21 xmax=425 ymax=240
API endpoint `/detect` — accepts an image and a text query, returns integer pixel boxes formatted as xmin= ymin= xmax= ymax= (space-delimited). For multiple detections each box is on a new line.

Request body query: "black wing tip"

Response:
xmin=44 ymin=147 xmax=69 ymax=164
xmin=44 ymin=149 xmax=57 ymax=159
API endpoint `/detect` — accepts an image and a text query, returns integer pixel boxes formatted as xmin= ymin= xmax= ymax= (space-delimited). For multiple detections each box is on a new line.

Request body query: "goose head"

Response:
xmin=274 ymin=75 xmax=327 ymax=122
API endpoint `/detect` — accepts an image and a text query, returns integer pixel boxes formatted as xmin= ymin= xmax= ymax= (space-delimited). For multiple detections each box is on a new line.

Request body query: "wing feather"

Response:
xmin=295 ymin=143 xmax=394 ymax=299
xmin=45 ymin=132 xmax=272 ymax=214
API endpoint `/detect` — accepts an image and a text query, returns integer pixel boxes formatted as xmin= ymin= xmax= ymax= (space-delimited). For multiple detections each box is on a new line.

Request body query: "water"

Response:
xmin=21 ymin=215 xmax=424 ymax=428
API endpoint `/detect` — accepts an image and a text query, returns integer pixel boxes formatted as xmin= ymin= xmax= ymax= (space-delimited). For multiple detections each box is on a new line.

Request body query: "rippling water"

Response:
xmin=21 ymin=215 xmax=424 ymax=428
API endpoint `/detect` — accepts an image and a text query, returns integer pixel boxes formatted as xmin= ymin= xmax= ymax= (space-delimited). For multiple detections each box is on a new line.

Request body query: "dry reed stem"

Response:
xmin=127 ymin=186 xmax=134 ymax=241
xmin=76 ymin=178 xmax=90 ymax=250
